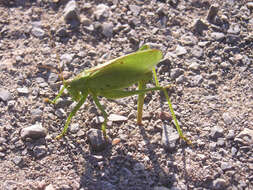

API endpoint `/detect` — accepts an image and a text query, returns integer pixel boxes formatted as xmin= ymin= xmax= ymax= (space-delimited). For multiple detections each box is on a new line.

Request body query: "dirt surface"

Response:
xmin=0 ymin=0 xmax=253 ymax=190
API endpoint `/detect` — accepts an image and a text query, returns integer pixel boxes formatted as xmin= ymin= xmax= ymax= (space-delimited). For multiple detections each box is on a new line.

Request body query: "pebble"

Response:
xmin=129 ymin=4 xmax=141 ymax=16
xmin=69 ymin=123 xmax=80 ymax=133
xmin=133 ymin=162 xmax=145 ymax=171
xmin=220 ymin=62 xmax=231 ymax=69
xmin=63 ymin=0 xmax=79 ymax=22
xmin=207 ymin=4 xmax=219 ymax=22
xmin=220 ymin=161 xmax=233 ymax=171
xmin=191 ymin=75 xmax=203 ymax=86
xmin=234 ymin=128 xmax=253 ymax=145
xmin=154 ymin=186 xmax=170 ymax=190
xmin=191 ymin=46 xmax=203 ymax=58
xmin=211 ymin=32 xmax=225 ymax=41
xmin=176 ymin=75 xmax=186 ymax=84
xmin=0 ymin=152 xmax=5 ymax=158
xmin=100 ymin=181 xmax=116 ymax=190
xmin=17 ymin=87 xmax=29 ymax=95
xmin=174 ymin=45 xmax=187 ymax=56
xmin=31 ymin=27 xmax=45 ymax=38
xmin=0 ymin=88 xmax=12 ymax=102
xmin=87 ymin=128 xmax=107 ymax=152
xmin=227 ymin=23 xmax=240 ymax=35
xmin=45 ymin=184 xmax=55 ymax=190
xmin=94 ymin=4 xmax=110 ymax=20
xmin=162 ymin=125 xmax=179 ymax=151
xmin=231 ymin=147 xmax=237 ymax=156
xmin=222 ymin=112 xmax=233 ymax=125
xmin=192 ymin=18 xmax=208 ymax=34
xmin=108 ymin=114 xmax=127 ymax=122
xmin=20 ymin=123 xmax=47 ymax=140
xmin=31 ymin=108 xmax=43 ymax=120
xmin=189 ymin=62 xmax=200 ymax=71
xmin=180 ymin=33 xmax=197 ymax=45
xmin=226 ymin=34 xmax=241 ymax=44
xmin=33 ymin=145 xmax=47 ymax=158
xmin=93 ymin=116 xmax=105 ymax=124
xmin=12 ymin=156 xmax=23 ymax=165
xmin=210 ymin=126 xmax=224 ymax=139
xmin=48 ymin=72 xmax=59 ymax=84
xmin=170 ymin=68 xmax=184 ymax=79
xmin=212 ymin=178 xmax=227 ymax=189
xmin=101 ymin=22 xmax=114 ymax=38
xmin=55 ymin=108 xmax=66 ymax=118
xmin=246 ymin=2 xmax=253 ymax=10
xmin=60 ymin=53 xmax=74 ymax=64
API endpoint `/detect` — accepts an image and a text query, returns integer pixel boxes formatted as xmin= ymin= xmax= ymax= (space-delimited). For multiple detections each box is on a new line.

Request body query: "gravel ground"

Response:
xmin=0 ymin=0 xmax=253 ymax=190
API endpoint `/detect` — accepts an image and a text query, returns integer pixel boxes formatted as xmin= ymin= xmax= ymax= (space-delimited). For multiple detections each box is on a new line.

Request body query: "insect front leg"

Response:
xmin=55 ymin=92 xmax=88 ymax=139
xmin=137 ymin=80 xmax=146 ymax=125
xmin=92 ymin=95 xmax=109 ymax=138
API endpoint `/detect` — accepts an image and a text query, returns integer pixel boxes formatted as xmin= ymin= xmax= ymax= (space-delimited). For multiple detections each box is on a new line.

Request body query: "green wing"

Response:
xmin=86 ymin=49 xmax=163 ymax=92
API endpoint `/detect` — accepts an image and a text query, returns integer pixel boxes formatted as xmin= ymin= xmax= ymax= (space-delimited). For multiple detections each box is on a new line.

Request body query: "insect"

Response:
xmin=48 ymin=45 xmax=190 ymax=144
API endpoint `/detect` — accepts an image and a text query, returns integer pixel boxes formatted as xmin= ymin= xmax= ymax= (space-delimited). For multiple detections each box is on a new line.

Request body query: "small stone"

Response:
xmin=154 ymin=186 xmax=170 ymax=190
xmin=17 ymin=87 xmax=29 ymax=95
xmin=191 ymin=46 xmax=203 ymax=58
xmin=231 ymin=147 xmax=237 ymax=156
xmin=174 ymin=45 xmax=187 ymax=56
xmin=129 ymin=5 xmax=141 ymax=16
xmin=226 ymin=35 xmax=241 ymax=44
xmin=112 ymin=138 xmax=121 ymax=145
xmin=12 ymin=156 xmax=23 ymax=165
xmin=220 ymin=62 xmax=231 ymax=69
xmin=48 ymin=72 xmax=59 ymax=84
xmin=176 ymin=75 xmax=186 ymax=84
xmin=45 ymin=184 xmax=55 ymax=190
xmin=211 ymin=32 xmax=225 ymax=41
xmin=162 ymin=125 xmax=179 ymax=151
xmin=227 ymin=23 xmax=240 ymax=35
xmin=31 ymin=108 xmax=43 ymax=120
xmin=227 ymin=129 xmax=235 ymax=139
xmin=33 ymin=145 xmax=47 ymax=158
xmin=60 ymin=53 xmax=74 ymax=64
xmin=108 ymin=114 xmax=127 ymax=122
xmin=55 ymin=108 xmax=66 ymax=118
xmin=210 ymin=126 xmax=224 ymax=139
xmin=31 ymin=27 xmax=45 ymax=38
xmin=93 ymin=116 xmax=105 ymax=124
xmin=189 ymin=62 xmax=200 ymax=71
xmin=212 ymin=178 xmax=227 ymax=189
xmin=0 ymin=152 xmax=5 ymax=158
xmin=180 ymin=33 xmax=198 ymax=45
xmin=170 ymin=68 xmax=184 ymax=79
xmin=69 ymin=123 xmax=80 ymax=133
xmin=133 ymin=162 xmax=145 ymax=171
xmin=100 ymin=181 xmax=116 ymax=190
xmin=216 ymin=138 xmax=225 ymax=146
xmin=94 ymin=4 xmax=110 ymax=20
xmin=101 ymin=22 xmax=114 ymax=38
xmin=246 ymin=2 xmax=253 ymax=10
xmin=222 ymin=112 xmax=233 ymax=125
xmin=20 ymin=123 xmax=47 ymax=140
xmin=207 ymin=4 xmax=219 ymax=22
xmin=192 ymin=19 xmax=208 ymax=34
xmin=0 ymin=88 xmax=12 ymax=102
xmin=191 ymin=75 xmax=203 ymax=86
xmin=87 ymin=129 xmax=107 ymax=152
xmin=63 ymin=0 xmax=79 ymax=22
xmin=220 ymin=161 xmax=233 ymax=171
xmin=234 ymin=128 xmax=253 ymax=145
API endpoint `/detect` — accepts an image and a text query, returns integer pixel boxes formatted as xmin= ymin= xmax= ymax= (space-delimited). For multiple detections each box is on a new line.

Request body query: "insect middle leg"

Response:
xmin=55 ymin=92 xmax=88 ymax=139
